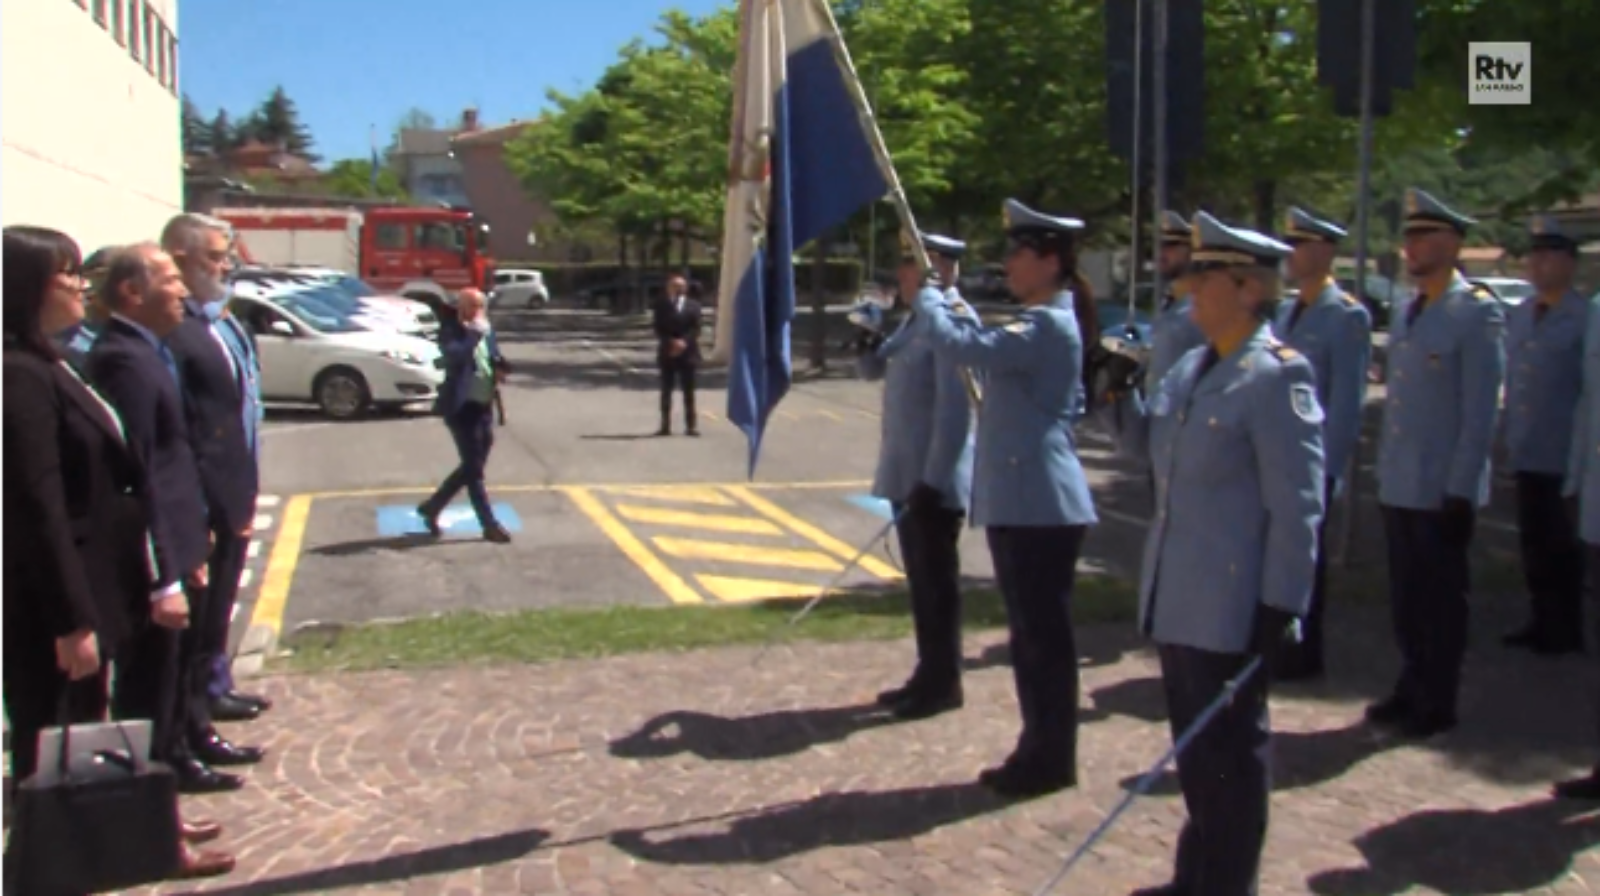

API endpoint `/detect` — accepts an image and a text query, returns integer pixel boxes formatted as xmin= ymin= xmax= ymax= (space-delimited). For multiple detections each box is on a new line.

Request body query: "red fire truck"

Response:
xmin=218 ymin=205 xmax=496 ymax=306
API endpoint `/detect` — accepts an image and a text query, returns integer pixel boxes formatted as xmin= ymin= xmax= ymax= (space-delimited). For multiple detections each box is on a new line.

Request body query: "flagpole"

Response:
xmin=811 ymin=0 xmax=982 ymax=408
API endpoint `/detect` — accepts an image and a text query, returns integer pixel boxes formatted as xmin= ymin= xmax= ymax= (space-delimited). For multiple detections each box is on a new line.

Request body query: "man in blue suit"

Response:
xmin=418 ymin=288 xmax=511 ymax=543
xmin=858 ymin=234 xmax=975 ymax=720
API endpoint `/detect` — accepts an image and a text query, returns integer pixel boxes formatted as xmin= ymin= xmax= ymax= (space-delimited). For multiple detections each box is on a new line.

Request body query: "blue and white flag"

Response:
xmin=710 ymin=0 xmax=892 ymax=477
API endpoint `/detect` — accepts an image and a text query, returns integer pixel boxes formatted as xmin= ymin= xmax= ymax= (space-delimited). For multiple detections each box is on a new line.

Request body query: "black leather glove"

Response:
xmin=1441 ymin=496 xmax=1476 ymax=547
xmin=852 ymin=330 xmax=886 ymax=356
xmin=1251 ymin=605 xmax=1301 ymax=658
xmin=907 ymin=482 xmax=944 ymax=514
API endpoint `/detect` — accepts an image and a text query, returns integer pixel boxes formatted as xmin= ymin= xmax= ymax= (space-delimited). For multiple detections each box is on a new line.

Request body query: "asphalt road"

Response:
xmin=232 ymin=306 xmax=1529 ymax=666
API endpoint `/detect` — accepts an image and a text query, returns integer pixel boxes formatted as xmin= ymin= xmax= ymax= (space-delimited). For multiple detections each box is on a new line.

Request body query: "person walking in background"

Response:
xmin=160 ymin=214 xmax=269 ymax=771
xmin=913 ymin=200 xmax=1099 ymax=799
xmin=653 ymin=273 xmax=702 ymax=436
xmin=1502 ymin=216 xmax=1588 ymax=656
xmin=418 ymin=288 xmax=512 ymax=543
xmin=857 ymin=234 xmax=975 ymax=721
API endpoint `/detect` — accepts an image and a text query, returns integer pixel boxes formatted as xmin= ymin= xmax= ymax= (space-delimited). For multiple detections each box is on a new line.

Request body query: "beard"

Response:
xmin=188 ymin=269 xmax=228 ymax=303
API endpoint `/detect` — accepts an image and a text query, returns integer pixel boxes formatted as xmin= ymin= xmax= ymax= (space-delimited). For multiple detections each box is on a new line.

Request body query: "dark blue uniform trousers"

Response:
xmin=1381 ymin=505 xmax=1470 ymax=720
xmin=1159 ymin=643 xmax=1271 ymax=896
xmin=423 ymin=401 xmax=497 ymax=525
xmin=890 ymin=500 xmax=965 ymax=689
xmin=985 ymin=525 xmax=1086 ymax=769
xmin=188 ymin=526 xmax=250 ymax=735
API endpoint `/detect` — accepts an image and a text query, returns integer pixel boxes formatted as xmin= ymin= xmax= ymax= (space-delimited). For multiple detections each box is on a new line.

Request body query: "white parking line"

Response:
xmin=253 ymin=514 xmax=274 ymax=532
xmin=257 ymin=495 xmax=281 ymax=508
xmin=247 ymin=541 xmax=262 ymax=559
xmin=238 ymin=569 xmax=253 ymax=590
xmin=581 ymin=339 xmax=643 ymax=375
xmin=262 ymin=424 xmax=334 ymax=436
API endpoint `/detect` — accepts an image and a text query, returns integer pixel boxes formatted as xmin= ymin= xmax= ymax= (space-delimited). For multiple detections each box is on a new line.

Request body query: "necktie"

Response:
xmin=158 ymin=343 xmax=180 ymax=386
xmin=1286 ymin=301 xmax=1308 ymax=332
xmin=1405 ymin=296 xmax=1426 ymax=330
xmin=1196 ymin=345 xmax=1221 ymax=379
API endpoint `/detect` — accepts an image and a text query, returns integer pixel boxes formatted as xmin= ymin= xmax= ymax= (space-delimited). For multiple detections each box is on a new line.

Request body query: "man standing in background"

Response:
xmin=161 ymin=214 xmax=269 ymax=772
xmin=653 ymin=274 xmax=702 ymax=437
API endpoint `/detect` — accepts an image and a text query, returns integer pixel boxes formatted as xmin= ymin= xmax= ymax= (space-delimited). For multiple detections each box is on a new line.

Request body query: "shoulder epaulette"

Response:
xmin=1264 ymin=341 xmax=1299 ymax=362
xmin=1471 ymin=285 xmax=1495 ymax=302
xmin=1339 ymin=291 xmax=1360 ymax=307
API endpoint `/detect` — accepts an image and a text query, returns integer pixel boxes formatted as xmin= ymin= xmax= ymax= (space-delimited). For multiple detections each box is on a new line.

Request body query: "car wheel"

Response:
xmin=314 ymin=367 xmax=371 ymax=420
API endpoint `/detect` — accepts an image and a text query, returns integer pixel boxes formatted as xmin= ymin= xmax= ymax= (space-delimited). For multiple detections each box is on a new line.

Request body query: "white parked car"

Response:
xmin=231 ymin=290 xmax=444 ymax=420
xmin=491 ymin=268 xmax=550 ymax=307
xmin=1470 ymin=276 xmax=1536 ymax=306
xmin=279 ymin=266 xmax=441 ymax=335
xmin=232 ymin=278 xmax=433 ymax=340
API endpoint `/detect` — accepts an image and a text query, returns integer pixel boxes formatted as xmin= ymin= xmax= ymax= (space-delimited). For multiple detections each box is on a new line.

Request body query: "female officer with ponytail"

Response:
xmin=912 ymin=198 xmax=1097 ymax=800
xmin=1098 ymin=212 xmax=1325 ymax=896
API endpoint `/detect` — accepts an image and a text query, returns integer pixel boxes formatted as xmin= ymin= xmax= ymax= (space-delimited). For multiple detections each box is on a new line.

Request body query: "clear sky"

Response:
xmin=179 ymin=0 xmax=728 ymax=162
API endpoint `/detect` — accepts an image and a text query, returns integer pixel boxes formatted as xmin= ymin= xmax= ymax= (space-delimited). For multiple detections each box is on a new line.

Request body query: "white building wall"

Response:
xmin=2 ymin=0 xmax=183 ymax=253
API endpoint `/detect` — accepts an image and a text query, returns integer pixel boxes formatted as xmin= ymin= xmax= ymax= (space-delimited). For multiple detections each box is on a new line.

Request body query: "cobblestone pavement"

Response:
xmin=144 ymin=606 xmax=1598 ymax=896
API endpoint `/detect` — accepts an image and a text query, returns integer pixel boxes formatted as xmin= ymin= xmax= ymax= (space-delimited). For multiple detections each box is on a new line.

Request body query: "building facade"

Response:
xmin=2 ymin=0 xmax=183 ymax=252
xmin=391 ymin=108 xmax=474 ymax=207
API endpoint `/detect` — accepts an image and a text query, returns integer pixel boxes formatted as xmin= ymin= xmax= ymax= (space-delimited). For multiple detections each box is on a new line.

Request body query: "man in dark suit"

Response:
xmin=418 ymin=288 xmax=512 ymax=543
xmin=88 ymin=244 xmax=240 ymax=793
xmin=652 ymin=274 xmax=702 ymax=436
xmin=162 ymin=214 xmax=270 ymax=751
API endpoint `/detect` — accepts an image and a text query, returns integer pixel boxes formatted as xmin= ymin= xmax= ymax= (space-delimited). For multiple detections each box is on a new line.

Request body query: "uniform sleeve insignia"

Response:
xmin=1290 ymin=382 xmax=1325 ymax=424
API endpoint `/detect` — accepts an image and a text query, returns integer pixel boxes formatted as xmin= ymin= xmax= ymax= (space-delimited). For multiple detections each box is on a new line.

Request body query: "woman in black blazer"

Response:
xmin=2 ymin=226 xmax=173 ymax=784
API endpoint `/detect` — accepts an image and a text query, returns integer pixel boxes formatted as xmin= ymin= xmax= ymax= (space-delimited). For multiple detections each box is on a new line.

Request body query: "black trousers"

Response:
xmin=112 ymin=594 xmax=200 ymax=765
xmin=890 ymin=500 xmax=965 ymax=688
xmin=658 ymin=360 xmax=697 ymax=425
xmin=1382 ymin=505 xmax=1471 ymax=720
xmin=1515 ymin=472 xmax=1586 ymax=645
xmin=1159 ymin=643 xmax=1271 ymax=896
xmin=188 ymin=526 xmax=249 ymax=735
xmin=3 ymin=652 xmax=109 ymax=786
xmin=1272 ymin=477 xmax=1336 ymax=675
xmin=424 ymin=401 xmax=497 ymax=525
xmin=985 ymin=525 xmax=1086 ymax=768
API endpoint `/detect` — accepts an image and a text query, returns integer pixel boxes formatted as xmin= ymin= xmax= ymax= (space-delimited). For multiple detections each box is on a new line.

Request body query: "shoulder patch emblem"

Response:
xmin=1266 ymin=343 xmax=1299 ymax=361
xmin=1471 ymin=285 xmax=1495 ymax=302
xmin=1290 ymin=382 xmax=1325 ymax=424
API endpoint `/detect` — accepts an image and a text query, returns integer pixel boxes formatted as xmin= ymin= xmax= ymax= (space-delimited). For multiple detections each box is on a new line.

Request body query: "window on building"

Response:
xmin=156 ymin=23 xmax=167 ymax=85
xmin=109 ymin=0 xmax=123 ymax=43
xmin=125 ymin=0 xmax=140 ymax=60
xmin=93 ymin=0 xmax=108 ymax=28
xmin=373 ymin=224 xmax=408 ymax=251
xmin=167 ymin=33 xmax=179 ymax=93
xmin=142 ymin=5 xmax=155 ymax=73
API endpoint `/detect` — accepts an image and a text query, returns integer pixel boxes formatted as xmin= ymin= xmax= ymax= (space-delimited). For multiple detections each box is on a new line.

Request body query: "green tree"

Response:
xmin=244 ymin=86 xmax=319 ymax=161
xmin=207 ymin=110 xmax=236 ymax=156
xmin=320 ymin=158 xmax=409 ymax=199
xmin=181 ymin=94 xmax=211 ymax=157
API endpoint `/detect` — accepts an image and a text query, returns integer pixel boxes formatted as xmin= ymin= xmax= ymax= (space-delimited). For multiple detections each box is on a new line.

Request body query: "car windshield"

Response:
xmin=476 ymin=222 xmax=491 ymax=252
xmin=1490 ymin=280 xmax=1535 ymax=301
xmin=289 ymin=285 xmax=364 ymax=314
xmin=272 ymin=293 xmax=364 ymax=333
xmin=324 ymin=275 xmax=376 ymax=298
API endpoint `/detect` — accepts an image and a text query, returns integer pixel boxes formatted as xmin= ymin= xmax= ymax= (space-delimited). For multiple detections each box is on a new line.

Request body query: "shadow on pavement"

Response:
xmin=607 ymin=782 xmax=1006 ymax=865
xmin=188 ymin=827 xmax=550 ymax=895
xmin=1306 ymin=798 xmax=1599 ymax=895
xmin=608 ymin=702 xmax=896 ymax=762
xmin=305 ymin=535 xmax=448 ymax=557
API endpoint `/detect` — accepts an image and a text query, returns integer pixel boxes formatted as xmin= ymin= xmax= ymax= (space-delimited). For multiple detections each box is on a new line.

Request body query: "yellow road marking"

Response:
xmin=562 ymin=487 xmax=703 ymax=604
xmin=776 ymin=410 xmax=798 ymax=421
xmin=695 ymin=574 xmax=834 ymax=603
xmin=818 ymin=410 xmax=842 ymax=421
xmin=602 ymin=485 xmax=738 ymax=506
xmin=703 ymin=411 xmax=722 ymax=422
xmin=652 ymin=536 xmax=843 ymax=571
xmin=722 ymin=486 xmax=901 ymax=579
xmin=250 ymin=495 xmax=312 ymax=637
xmin=614 ymin=504 xmax=784 ymax=535
xmin=298 ymin=480 xmax=872 ymax=500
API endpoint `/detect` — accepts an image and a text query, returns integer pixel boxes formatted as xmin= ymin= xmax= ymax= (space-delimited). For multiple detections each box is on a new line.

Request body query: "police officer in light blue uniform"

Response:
xmin=1271 ymin=206 xmax=1372 ymax=680
xmin=1098 ymin=212 xmax=1324 ymax=896
xmin=54 ymin=247 xmax=113 ymax=371
xmin=1557 ymin=285 xmax=1600 ymax=801
xmin=913 ymin=199 xmax=1097 ymax=799
xmin=1145 ymin=210 xmax=1206 ymax=393
xmin=857 ymin=232 xmax=976 ymax=720
xmin=1370 ymin=188 xmax=1506 ymax=739
xmin=1501 ymin=215 xmax=1589 ymax=655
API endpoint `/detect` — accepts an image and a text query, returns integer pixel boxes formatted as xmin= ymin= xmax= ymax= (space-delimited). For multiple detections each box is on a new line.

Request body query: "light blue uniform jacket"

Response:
xmin=1099 ymin=325 xmax=1326 ymax=653
xmin=1272 ymin=281 xmax=1372 ymax=482
xmin=914 ymin=287 xmax=1097 ymax=529
xmin=1503 ymin=289 xmax=1587 ymax=475
xmin=1146 ymin=293 xmax=1205 ymax=394
xmin=1563 ymin=292 xmax=1600 ymax=543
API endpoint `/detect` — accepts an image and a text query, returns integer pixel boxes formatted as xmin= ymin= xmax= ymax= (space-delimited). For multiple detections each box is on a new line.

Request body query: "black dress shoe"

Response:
xmin=227 ymin=690 xmax=272 ymax=712
xmin=483 ymin=523 xmax=512 ymax=544
xmin=209 ymin=693 xmax=261 ymax=722
xmin=192 ymin=729 xmax=265 ymax=766
xmin=876 ymin=679 xmax=919 ymax=707
xmin=1552 ymin=769 xmax=1600 ymax=800
xmin=1502 ymin=625 xmax=1539 ymax=649
xmin=416 ymin=504 xmax=442 ymax=537
xmin=1363 ymin=695 xmax=1411 ymax=727
xmin=978 ymin=758 xmax=1076 ymax=799
xmin=173 ymin=756 xmax=244 ymax=794
xmin=891 ymin=685 xmax=963 ymax=721
xmin=1272 ymin=660 xmax=1325 ymax=683
xmin=1393 ymin=712 xmax=1457 ymax=740
xmin=1130 ymin=884 xmax=1187 ymax=896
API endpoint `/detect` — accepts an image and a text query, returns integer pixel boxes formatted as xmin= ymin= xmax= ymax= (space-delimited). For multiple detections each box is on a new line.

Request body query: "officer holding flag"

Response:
xmin=912 ymin=199 xmax=1097 ymax=799
xmin=856 ymin=233 xmax=975 ymax=721
xmin=1097 ymin=212 xmax=1324 ymax=896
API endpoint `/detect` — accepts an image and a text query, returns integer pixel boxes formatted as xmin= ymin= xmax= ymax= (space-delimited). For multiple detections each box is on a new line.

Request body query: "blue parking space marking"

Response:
xmin=846 ymin=493 xmax=895 ymax=521
xmin=375 ymin=504 xmax=523 ymax=538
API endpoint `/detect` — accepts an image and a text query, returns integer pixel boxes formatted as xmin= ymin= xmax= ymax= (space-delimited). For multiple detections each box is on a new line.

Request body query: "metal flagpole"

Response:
xmin=813 ymin=0 xmax=982 ymax=408
xmin=1149 ymin=0 xmax=1169 ymax=320
xmin=1125 ymin=0 xmax=1145 ymax=322
xmin=1336 ymin=0 xmax=1377 ymax=569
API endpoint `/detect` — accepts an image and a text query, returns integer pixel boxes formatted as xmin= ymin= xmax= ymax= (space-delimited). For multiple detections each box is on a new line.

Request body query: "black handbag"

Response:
xmin=7 ymin=719 xmax=182 ymax=894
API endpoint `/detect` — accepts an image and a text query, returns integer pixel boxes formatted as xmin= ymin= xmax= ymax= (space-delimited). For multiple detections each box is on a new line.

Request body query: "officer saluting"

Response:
xmin=913 ymin=199 xmax=1097 ymax=798
xmin=1272 ymin=207 xmax=1372 ymax=680
xmin=1502 ymin=215 xmax=1589 ymax=655
xmin=857 ymin=232 xmax=976 ymax=720
xmin=1145 ymin=210 xmax=1206 ymax=394
xmin=1370 ymin=188 xmax=1506 ymax=738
